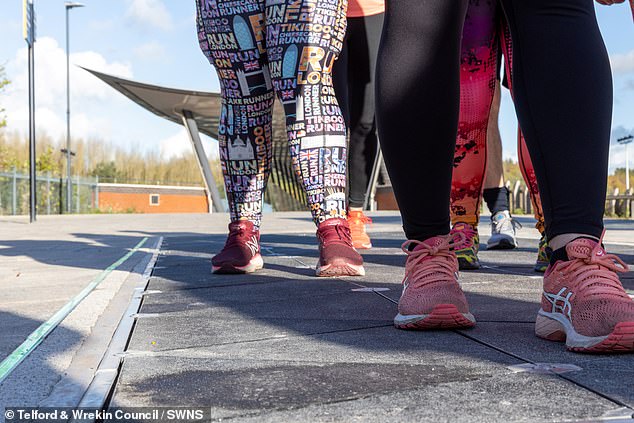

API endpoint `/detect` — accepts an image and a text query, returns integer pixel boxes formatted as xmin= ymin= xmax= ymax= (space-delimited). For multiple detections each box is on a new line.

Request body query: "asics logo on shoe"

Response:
xmin=400 ymin=278 xmax=410 ymax=300
xmin=543 ymin=287 xmax=573 ymax=321
xmin=246 ymin=235 xmax=259 ymax=256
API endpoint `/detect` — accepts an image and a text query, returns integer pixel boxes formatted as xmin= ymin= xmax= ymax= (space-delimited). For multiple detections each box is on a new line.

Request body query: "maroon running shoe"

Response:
xmin=316 ymin=218 xmax=365 ymax=277
xmin=212 ymin=220 xmax=263 ymax=274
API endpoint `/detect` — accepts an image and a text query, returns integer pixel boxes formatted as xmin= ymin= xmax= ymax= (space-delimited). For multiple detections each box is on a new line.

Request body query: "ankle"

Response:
xmin=549 ymin=233 xmax=599 ymax=251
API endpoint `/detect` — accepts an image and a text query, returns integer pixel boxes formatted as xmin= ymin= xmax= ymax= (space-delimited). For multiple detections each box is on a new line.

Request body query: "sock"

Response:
xmin=483 ymin=187 xmax=510 ymax=216
xmin=548 ymin=236 xmax=601 ymax=265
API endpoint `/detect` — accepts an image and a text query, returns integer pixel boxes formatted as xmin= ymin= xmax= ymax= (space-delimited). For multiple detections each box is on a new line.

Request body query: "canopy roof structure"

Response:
xmin=84 ymin=67 xmax=224 ymax=139
xmin=86 ymin=68 xmax=304 ymax=212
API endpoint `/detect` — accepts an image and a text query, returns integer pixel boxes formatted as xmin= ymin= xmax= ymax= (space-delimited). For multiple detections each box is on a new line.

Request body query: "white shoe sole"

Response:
xmin=212 ymin=254 xmax=264 ymax=274
xmin=395 ymin=304 xmax=476 ymax=330
xmin=534 ymin=310 xmax=634 ymax=352
xmin=315 ymin=260 xmax=365 ymax=277
xmin=487 ymin=235 xmax=518 ymax=250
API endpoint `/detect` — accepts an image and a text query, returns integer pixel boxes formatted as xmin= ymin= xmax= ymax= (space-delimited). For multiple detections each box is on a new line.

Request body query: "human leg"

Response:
xmin=196 ymin=0 xmax=273 ymax=273
xmin=484 ymin=80 xmax=521 ymax=250
xmin=450 ymin=0 xmax=501 ymax=268
xmin=377 ymin=0 xmax=468 ymax=242
xmin=267 ymin=0 xmax=364 ymax=276
xmin=334 ymin=13 xmax=384 ymax=248
xmin=501 ymin=0 xmax=633 ymax=352
xmin=377 ymin=0 xmax=474 ymax=329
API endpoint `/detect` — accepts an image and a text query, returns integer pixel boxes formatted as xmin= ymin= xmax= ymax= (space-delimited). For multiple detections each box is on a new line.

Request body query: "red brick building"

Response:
xmin=97 ymin=183 xmax=210 ymax=213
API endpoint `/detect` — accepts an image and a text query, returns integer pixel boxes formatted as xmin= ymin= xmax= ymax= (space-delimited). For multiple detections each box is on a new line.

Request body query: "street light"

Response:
xmin=65 ymin=1 xmax=84 ymax=213
xmin=618 ymin=135 xmax=633 ymax=192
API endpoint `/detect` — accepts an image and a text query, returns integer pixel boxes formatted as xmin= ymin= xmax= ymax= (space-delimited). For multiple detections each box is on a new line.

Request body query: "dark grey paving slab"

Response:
xmin=461 ymin=322 xmax=634 ymax=409
xmin=128 ymin=286 xmax=395 ymax=352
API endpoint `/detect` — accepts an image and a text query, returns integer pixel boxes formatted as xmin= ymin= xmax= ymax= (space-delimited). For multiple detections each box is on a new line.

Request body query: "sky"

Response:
xmin=0 ymin=1 xmax=633 ymax=172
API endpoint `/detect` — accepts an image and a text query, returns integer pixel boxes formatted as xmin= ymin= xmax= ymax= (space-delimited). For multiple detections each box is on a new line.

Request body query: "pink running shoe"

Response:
xmin=536 ymin=235 xmax=634 ymax=353
xmin=316 ymin=218 xmax=365 ymax=277
xmin=212 ymin=220 xmax=263 ymax=274
xmin=394 ymin=235 xmax=476 ymax=330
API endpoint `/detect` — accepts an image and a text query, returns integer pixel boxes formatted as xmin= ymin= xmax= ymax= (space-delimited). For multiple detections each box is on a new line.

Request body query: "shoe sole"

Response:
xmin=315 ymin=260 xmax=365 ymax=277
xmin=212 ymin=254 xmax=264 ymax=274
xmin=352 ymin=242 xmax=372 ymax=249
xmin=536 ymin=311 xmax=634 ymax=353
xmin=394 ymin=304 xmax=476 ymax=330
xmin=457 ymin=256 xmax=480 ymax=270
xmin=487 ymin=238 xmax=517 ymax=250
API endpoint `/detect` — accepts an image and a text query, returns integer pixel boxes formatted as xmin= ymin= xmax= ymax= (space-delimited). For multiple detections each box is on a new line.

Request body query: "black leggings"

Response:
xmin=376 ymin=0 xmax=612 ymax=242
xmin=333 ymin=13 xmax=384 ymax=208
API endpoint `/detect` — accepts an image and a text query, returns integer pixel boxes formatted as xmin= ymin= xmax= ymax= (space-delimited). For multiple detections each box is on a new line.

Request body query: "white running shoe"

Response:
xmin=487 ymin=210 xmax=521 ymax=250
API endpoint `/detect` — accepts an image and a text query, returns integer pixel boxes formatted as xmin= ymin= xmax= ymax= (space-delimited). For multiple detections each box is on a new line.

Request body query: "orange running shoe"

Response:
xmin=347 ymin=210 xmax=372 ymax=249
xmin=536 ymin=235 xmax=634 ymax=353
xmin=394 ymin=235 xmax=476 ymax=330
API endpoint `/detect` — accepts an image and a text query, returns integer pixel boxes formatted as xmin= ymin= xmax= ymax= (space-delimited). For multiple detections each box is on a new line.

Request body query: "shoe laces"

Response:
xmin=349 ymin=212 xmax=372 ymax=225
xmin=561 ymin=233 xmax=629 ymax=300
xmin=319 ymin=222 xmax=353 ymax=248
xmin=348 ymin=212 xmax=371 ymax=234
xmin=493 ymin=214 xmax=522 ymax=233
xmin=451 ymin=223 xmax=477 ymax=247
xmin=401 ymin=232 xmax=466 ymax=287
xmin=226 ymin=223 xmax=255 ymax=248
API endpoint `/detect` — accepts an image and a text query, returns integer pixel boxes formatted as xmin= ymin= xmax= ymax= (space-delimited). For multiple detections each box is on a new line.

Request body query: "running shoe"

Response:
xmin=348 ymin=210 xmax=372 ymax=249
xmin=487 ymin=210 xmax=521 ymax=250
xmin=451 ymin=222 xmax=480 ymax=270
xmin=534 ymin=233 xmax=550 ymax=273
xmin=316 ymin=218 xmax=365 ymax=277
xmin=211 ymin=220 xmax=263 ymax=274
xmin=535 ymin=235 xmax=634 ymax=353
xmin=394 ymin=235 xmax=476 ymax=330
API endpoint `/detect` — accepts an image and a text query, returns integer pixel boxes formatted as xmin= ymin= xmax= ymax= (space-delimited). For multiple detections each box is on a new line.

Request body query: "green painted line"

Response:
xmin=0 ymin=237 xmax=149 ymax=385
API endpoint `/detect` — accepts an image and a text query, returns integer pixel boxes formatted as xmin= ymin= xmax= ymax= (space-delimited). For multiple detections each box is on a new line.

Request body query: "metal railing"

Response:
xmin=507 ymin=180 xmax=633 ymax=218
xmin=0 ymin=169 xmax=99 ymax=215
xmin=606 ymin=188 xmax=633 ymax=218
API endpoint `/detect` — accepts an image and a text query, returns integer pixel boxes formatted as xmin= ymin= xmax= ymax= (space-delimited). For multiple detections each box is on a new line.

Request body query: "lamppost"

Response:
xmin=65 ymin=1 xmax=84 ymax=213
xmin=618 ymin=135 xmax=633 ymax=192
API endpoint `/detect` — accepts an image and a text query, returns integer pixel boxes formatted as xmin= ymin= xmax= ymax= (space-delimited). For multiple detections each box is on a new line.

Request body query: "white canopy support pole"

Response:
xmin=181 ymin=110 xmax=225 ymax=213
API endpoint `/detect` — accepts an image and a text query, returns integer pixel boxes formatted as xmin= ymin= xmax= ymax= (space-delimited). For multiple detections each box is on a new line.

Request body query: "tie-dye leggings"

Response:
xmin=196 ymin=0 xmax=348 ymax=228
xmin=451 ymin=0 xmax=545 ymax=234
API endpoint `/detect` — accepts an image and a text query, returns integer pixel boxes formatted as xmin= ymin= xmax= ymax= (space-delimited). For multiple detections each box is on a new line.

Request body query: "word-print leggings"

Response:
xmin=196 ymin=0 xmax=348 ymax=228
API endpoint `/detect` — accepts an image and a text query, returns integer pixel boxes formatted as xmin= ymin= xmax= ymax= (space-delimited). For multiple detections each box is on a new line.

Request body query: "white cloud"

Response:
xmin=125 ymin=0 xmax=174 ymax=31
xmin=159 ymin=129 xmax=218 ymax=160
xmin=610 ymin=50 xmax=634 ymax=74
xmin=133 ymin=41 xmax=168 ymax=61
xmin=2 ymin=36 xmax=132 ymax=142
xmin=159 ymin=129 xmax=191 ymax=159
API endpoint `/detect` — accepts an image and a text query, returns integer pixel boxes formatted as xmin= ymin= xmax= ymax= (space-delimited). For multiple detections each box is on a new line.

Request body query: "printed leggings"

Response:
xmin=377 ymin=0 xmax=612 ymax=242
xmin=451 ymin=0 xmax=544 ymax=234
xmin=196 ymin=0 xmax=348 ymax=228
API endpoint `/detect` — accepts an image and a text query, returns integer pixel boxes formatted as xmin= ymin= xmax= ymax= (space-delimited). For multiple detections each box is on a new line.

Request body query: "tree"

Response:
xmin=0 ymin=64 xmax=10 ymax=128
xmin=91 ymin=161 xmax=120 ymax=181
